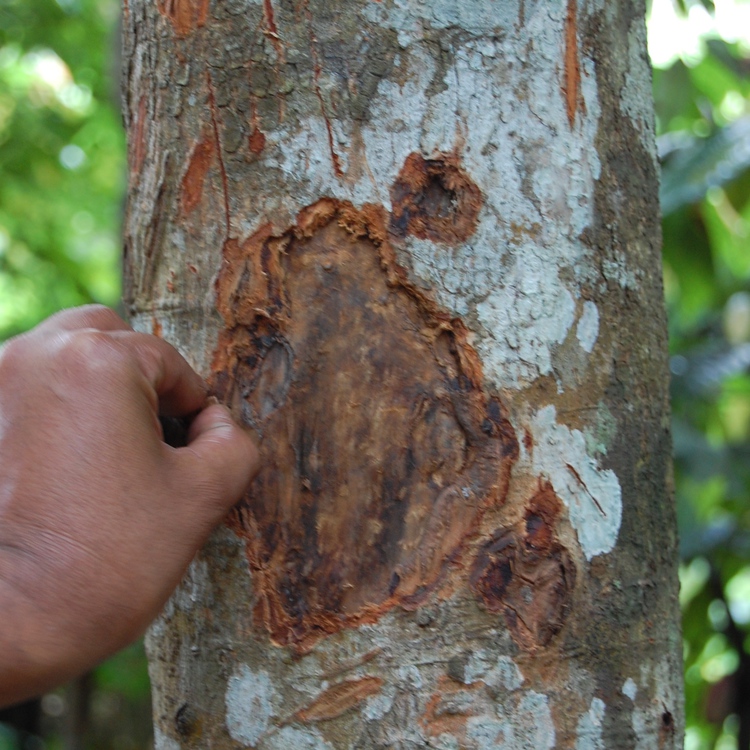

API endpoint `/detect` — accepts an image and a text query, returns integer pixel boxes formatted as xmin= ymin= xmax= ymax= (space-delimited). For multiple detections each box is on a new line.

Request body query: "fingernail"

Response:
xmin=208 ymin=403 xmax=236 ymax=427
xmin=206 ymin=395 xmax=220 ymax=407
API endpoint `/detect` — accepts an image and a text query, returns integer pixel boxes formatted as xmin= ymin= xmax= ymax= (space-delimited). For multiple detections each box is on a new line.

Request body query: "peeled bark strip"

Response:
xmin=122 ymin=0 xmax=683 ymax=747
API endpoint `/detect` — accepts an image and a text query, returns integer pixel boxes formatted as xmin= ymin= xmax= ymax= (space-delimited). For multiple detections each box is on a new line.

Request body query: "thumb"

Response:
xmin=178 ymin=404 xmax=259 ymax=515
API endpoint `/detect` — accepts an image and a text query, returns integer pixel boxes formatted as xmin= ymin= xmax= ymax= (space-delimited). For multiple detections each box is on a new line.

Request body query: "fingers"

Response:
xmin=26 ymin=307 xmax=206 ymax=417
xmin=176 ymin=404 xmax=259 ymax=516
xmin=35 ymin=305 xmax=132 ymax=334
xmin=109 ymin=331 xmax=208 ymax=417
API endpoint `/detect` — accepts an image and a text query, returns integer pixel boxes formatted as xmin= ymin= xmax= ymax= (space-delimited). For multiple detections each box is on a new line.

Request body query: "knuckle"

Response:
xmin=130 ymin=337 xmax=164 ymax=383
xmin=54 ymin=330 xmax=132 ymax=378
xmin=0 ymin=328 xmax=138 ymax=386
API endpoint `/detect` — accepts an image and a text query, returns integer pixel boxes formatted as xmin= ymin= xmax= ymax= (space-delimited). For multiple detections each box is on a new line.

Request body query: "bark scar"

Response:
xmin=180 ymin=133 xmax=215 ymax=216
xmin=294 ymin=677 xmax=383 ymax=723
xmin=563 ymin=0 xmax=582 ymax=128
xmin=130 ymin=95 xmax=148 ymax=183
xmin=390 ymin=153 xmax=483 ymax=245
xmin=211 ymin=157 xmax=517 ymax=651
xmin=262 ymin=0 xmax=284 ymax=58
xmin=157 ymin=0 xmax=209 ymax=37
xmin=470 ymin=482 xmax=575 ymax=651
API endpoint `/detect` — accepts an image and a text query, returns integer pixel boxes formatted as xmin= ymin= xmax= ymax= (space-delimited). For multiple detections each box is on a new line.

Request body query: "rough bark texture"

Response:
xmin=122 ymin=0 xmax=684 ymax=747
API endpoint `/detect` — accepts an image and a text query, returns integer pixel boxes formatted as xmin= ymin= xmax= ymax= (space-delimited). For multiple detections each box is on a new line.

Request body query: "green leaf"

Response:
xmin=660 ymin=118 xmax=750 ymax=215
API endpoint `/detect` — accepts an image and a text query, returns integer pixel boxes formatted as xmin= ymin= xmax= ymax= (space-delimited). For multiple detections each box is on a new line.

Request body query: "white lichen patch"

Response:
xmin=397 ymin=664 xmax=424 ymax=690
xmin=262 ymin=726 xmax=334 ymax=750
xmin=464 ymin=651 xmax=524 ymax=692
xmin=467 ymin=690 xmax=555 ymax=749
xmin=512 ymin=691 xmax=556 ymax=749
xmin=576 ymin=301 xmax=600 ymax=354
xmin=153 ymin=728 xmax=181 ymax=750
xmin=435 ymin=734 xmax=461 ymax=750
xmin=248 ymin=1 xmax=604 ymax=390
xmin=576 ymin=697 xmax=606 ymax=750
xmin=466 ymin=717 xmax=509 ymax=749
xmin=173 ymin=558 xmax=212 ymax=612
xmin=361 ymin=652 xmax=415 ymax=722
xmin=363 ymin=684 xmax=396 ymax=721
xmin=531 ymin=405 xmax=622 ymax=560
xmin=622 ymin=677 xmax=638 ymax=702
xmin=583 ymin=402 xmax=617 ymax=458
xmin=475 ymin=262 xmax=577 ymax=387
xmin=602 ymin=252 xmax=639 ymax=291
xmin=225 ymin=665 xmax=276 ymax=746
xmin=364 ymin=0 xmax=523 ymax=37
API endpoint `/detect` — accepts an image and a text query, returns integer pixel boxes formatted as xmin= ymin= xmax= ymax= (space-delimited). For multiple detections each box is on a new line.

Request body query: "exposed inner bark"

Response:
xmin=212 ymin=193 xmax=518 ymax=651
xmin=563 ymin=0 xmax=582 ymax=127
xmin=294 ymin=676 xmax=384 ymax=723
xmin=389 ymin=152 xmax=483 ymax=245
xmin=157 ymin=0 xmax=208 ymax=37
xmin=469 ymin=482 xmax=575 ymax=650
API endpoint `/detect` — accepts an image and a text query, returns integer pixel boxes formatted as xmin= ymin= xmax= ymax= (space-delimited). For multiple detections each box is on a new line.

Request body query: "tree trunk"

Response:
xmin=122 ymin=0 xmax=683 ymax=747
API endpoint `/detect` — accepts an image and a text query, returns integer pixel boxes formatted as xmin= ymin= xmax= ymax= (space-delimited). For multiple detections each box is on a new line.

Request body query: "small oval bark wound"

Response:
xmin=248 ymin=127 xmax=267 ymax=155
xmin=390 ymin=152 xmax=483 ymax=245
xmin=294 ymin=677 xmax=384 ymax=723
xmin=470 ymin=483 xmax=575 ymax=651
xmin=180 ymin=136 xmax=215 ymax=215
xmin=212 ymin=194 xmax=517 ymax=650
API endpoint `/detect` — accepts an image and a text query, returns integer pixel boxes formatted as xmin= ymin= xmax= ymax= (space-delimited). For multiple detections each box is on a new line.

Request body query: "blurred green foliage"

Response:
xmin=654 ymin=1 xmax=750 ymax=748
xmin=3 ymin=0 xmax=750 ymax=746
xmin=0 ymin=0 xmax=123 ymax=341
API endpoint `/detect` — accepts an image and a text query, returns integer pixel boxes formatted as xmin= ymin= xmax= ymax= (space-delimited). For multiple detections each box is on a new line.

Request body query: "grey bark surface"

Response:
xmin=122 ymin=0 xmax=684 ymax=747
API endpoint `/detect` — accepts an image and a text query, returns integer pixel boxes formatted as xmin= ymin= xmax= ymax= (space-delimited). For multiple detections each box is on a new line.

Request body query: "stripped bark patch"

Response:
xmin=262 ymin=0 xmax=284 ymax=58
xmin=421 ymin=676 xmax=483 ymax=740
xmin=263 ymin=0 xmax=279 ymax=37
xmin=470 ymin=483 xmax=575 ymax=651
xmin=295 ymin=677 xmax=383 ymax=722
xmin=390 ymin=152 xmax=483 ymax=245
xmin=212 ymin=195 xmax=518 ymax=650
xmin=563 ymin=0 xmax=581 ymax=127
xmin=248 ymin=126 xmax=267 ymax=155
xmin=157 ymin=0 xmax=209 ymax=37
xmin=130 ymin=95 xmax=148 ymax=181
xmin=180 ymin=135 xmax=215 ymax=215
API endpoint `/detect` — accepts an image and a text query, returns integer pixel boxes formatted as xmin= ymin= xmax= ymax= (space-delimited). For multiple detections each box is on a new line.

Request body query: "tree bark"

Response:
xmin=122 ymin=0 xmax=684 ymax=747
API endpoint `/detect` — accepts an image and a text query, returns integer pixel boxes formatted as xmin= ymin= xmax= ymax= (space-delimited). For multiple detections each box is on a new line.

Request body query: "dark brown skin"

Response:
xmin=0 ymin=305 xmax=259 ymax=707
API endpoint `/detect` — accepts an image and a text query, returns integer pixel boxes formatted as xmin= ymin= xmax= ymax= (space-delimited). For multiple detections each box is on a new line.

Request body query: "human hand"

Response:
xmin=0 ymin=306 xmax=258 ymax=706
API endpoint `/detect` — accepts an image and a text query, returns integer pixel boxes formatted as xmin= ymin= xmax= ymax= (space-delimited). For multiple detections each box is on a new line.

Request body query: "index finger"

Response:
xmin=35 ymin=305 xmax=132 ymax=334
xmin=110 ymin=331 xmax=208 ymax=417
